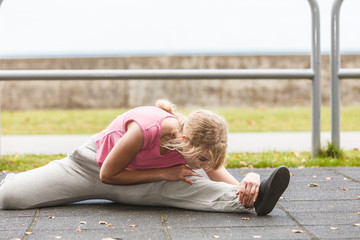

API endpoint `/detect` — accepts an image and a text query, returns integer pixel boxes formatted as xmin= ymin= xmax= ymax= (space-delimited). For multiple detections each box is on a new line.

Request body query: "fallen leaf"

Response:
xmin=101 ymin=238 xmax=122 ymax=240
xmin=241 ymin=217 xmax=250 ymax=220
xmin=312 ymin=175 xmax=317 ymax=178
xmin=354 ymin=148 xmax=359 ymax=152
xmin=358 ymin=196 xmax=360 ymax=200
xmin=11 ymin=238 xmax=21 ymax=240
xmin=353 ymin=223 xmax=360 ymax=226
xmin=289 ymin=172 xmax=294 ymax=176
xmin=48 ymin=216 xmax=55 ymax=219
xmin=258 ymin=106 xmax=265 ymax=111
xmin=326 ymin=177 xmax=333 ymax=180
xmin=253 ymin=236 xmax=262 ymax=239
xmin=342 ymin=188 xmax=348 ymax=191
xmin=212 ymin=235 xmax=220 ymax=239
xmin=129 ymin=224 xmax=138 ymax=228
xmin=293 ymin=152 xmax=300 ymax=157
xmin=247 ymin=119 xmax=256 ymax=126
xmin=76 ymin=226 xmax=81 ymax=232
xmin=358 ymin=212 xmax=360 ymax=215
xmin=308 ymin=183 xmax=318 ymax=187
xmin=25 ymin=232 xmax=33 ymax=235
xmin=330 ymin=227 xmax=339 ymax=230
xmin=279 ymin=196 xmax=289 ymax=202
xmin=99 ymin=221 xmax=108 ymax=225
xmin=291 ymin=229 xmax=304 ymax=233
xmin=161 ymin=217 xmax=167 ymax=222
xmin=79 ymin=221 xmax=87 ymax=225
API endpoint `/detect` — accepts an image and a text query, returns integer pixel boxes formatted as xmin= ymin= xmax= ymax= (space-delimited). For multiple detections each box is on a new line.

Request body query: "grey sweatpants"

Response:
xmin=0 ymin=135 xmax=250 ymax=212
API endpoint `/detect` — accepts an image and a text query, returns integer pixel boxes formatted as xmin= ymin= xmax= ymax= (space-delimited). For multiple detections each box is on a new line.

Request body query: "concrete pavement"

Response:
xmin=1 ymin=133 xmax=359 ymax=239
xmin=1 ymin=132 xmax=360 ymax=155
xmin=1 ymin=167 xmax=360 ymax=240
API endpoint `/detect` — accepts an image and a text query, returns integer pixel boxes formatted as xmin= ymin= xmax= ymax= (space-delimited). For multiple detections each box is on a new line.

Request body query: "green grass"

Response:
xmin=0 ymin=154 xmax=67 ymax=172
xmin=1 ymin=106 xmax=360 ymax=135
xmin=216 ymin=106 xmax=360 ymax=132
xmin=1 ymin=109 xmax=127 ymax=135
xmin=1 ymin=148 xmax=359 ymax=172
xmin=226 ymin=149 xmax=360 ymax=169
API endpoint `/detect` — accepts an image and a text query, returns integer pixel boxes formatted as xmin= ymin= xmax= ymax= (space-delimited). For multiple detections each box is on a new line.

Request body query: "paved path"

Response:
xmin=1 ymin=132 xmax=360 ymax=155
xmin=1 ymin=167 xmax=360 ymax=240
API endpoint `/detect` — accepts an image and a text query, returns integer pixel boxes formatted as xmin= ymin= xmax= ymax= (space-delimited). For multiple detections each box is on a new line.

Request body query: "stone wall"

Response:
xmin=1 ymin=55 xmax=359 ymax=110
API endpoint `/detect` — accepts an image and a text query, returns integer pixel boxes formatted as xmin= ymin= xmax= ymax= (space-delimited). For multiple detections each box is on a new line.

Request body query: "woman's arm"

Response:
xmin=99 ymin=122 xmax=201 ymax=185
xmin=206 ymin=166 xmax=260 ymax=207
xmin=206 ymin=165 xmax=240 ymax=185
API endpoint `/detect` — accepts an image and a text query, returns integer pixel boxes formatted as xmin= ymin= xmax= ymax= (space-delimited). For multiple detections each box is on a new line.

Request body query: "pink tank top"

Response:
xmin=96 ymin=106 xmax=186 ymax=169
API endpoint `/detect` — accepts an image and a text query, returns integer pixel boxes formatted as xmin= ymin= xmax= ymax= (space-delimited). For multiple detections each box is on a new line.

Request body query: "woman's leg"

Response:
xmin=108 ymin=176 xmax=251 ymax=213
xmin=0 ymin=136 xmax=113 ymax=209
xmin=0 ymin=157 xmax=114 ymax=209
xmin=1 ymin=135 xmax=250 ymax=213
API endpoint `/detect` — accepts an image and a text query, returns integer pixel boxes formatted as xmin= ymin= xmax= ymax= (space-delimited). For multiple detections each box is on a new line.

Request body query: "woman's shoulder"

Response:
xmin=129 ymin=106 xmax=171 ymax=116
xmin=161 ymin=117 xmax=180 ymax=137
xmin=123 ymin=106 xmax=177 ymax=134
xmin=124 ymin=106 xmax=165 ymax=123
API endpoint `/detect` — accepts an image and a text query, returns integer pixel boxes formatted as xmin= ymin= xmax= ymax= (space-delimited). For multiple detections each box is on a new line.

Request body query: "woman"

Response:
xmin=0 ymin=100 xmax=290 ymax=215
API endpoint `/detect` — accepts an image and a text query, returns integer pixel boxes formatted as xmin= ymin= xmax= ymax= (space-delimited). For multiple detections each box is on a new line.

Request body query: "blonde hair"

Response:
xmin=155 ymin=99 xmax=228 ymax=170
xmin=155 ymin=99 xmax=176 ymax=114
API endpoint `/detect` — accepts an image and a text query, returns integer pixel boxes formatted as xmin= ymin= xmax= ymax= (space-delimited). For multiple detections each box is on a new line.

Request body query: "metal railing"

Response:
xmin=331 ymin=0 xmax=360 ymax=148
xmin=0 ymin=0 xmax=322 ymax=156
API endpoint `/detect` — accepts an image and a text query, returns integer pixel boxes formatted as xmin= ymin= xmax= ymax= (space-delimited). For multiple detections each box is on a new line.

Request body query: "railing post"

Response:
xmin=309 ymin=0 xmax=321 ymax=157
xmin=0 ymin=0 xmax=4 ymax=159
xmin=330 ymin=0 xmax=343 ymax=149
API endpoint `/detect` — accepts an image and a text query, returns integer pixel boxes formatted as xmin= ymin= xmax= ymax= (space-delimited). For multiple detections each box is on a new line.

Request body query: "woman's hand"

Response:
xmin=162 ymin=165 xmax=203 ymax=184
xmin=236 ymin=172 xmax=260 ymax=208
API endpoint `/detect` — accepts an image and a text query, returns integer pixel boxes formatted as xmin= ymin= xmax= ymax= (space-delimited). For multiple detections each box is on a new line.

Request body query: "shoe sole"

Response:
xmin=256 ymin=166 xmax=290 ymax=216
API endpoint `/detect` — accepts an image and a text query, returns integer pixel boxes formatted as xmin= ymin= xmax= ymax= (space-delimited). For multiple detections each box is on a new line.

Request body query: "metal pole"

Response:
xmin=338 ymin=68 xmax=360 ymax=78
xmin=0 ymin=0 xmax=4 ymax=160
xmin=330 ymin=0 xmax=343 ymax=148
xmin=308 ymin=0 xmax=321 ymax=157
xmin=0 ymin=69 xmax=315 ymax=80
xmin=0 ymin=84 xmax=2 ymax=160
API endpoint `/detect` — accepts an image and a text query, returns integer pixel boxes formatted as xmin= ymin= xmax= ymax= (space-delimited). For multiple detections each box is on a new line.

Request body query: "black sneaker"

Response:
xmin=254 ymin=166 xmax=290 ymax=216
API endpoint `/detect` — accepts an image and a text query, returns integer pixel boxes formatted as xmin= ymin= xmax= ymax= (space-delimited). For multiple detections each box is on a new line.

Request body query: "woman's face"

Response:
xmin=183 ymin=151 xmax=211 ymax=171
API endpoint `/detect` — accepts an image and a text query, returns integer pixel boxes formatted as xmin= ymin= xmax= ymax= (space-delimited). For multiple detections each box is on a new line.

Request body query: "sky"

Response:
xmin=0 ymin=0 xmax=359 ymax=58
